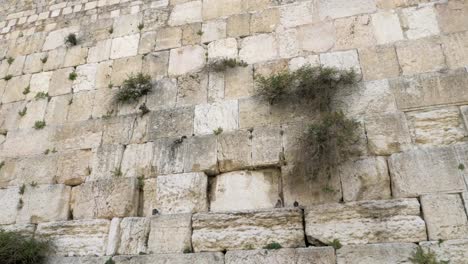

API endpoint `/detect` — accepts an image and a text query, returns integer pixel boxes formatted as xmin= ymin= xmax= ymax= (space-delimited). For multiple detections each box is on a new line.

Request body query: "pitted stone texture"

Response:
xmin=168 ymin=45 xmax=205 ymax=75
xmin=116 ymin=217 xmax=150 ymax=255
xmin=297 ymin=22 xmax=335 ymax=53
xmin=202 ymin=0 xmax=242 ymax=20
xmin=192 ymin=208 xmax=305 ymax=252
xmin=388 ymin=146 xmax=466 ymax=198
xmin=359 ymin=45 xmax=400 ymax=81
xmin=47 ymin=256 xmax=109 ymax=264
xmin=210 ymin=169 xmax=281 ymax=212
xmin=336 ymin=243 xmax=418 ymax=264
xmin=305 ymin=199 xmax=427 ymax=245
xmin=0 ymin=187 xmax=20 ymax=225
xmin=49 ymin=67 xmax=73 ymax=96
xmin=334 ymin=15 xmax=375 ymax=50
xmin=147 ymin=214 xmax=192 ymax=254
xmin=168 ymin=1 xmax=202 ymax=26
xmin=89 ymin=144 xmax=124 ymax=181
xmin=442 ymin=31 xmax=468 ymax=69
xmin=112 ymin=252 xmax=225 ymax=264
xmin=194 ymin=100 xmax=239 ymax=135
xmin=319 ymin=0 xmax=377 ymax=20
xmin=28 ymin=71 xmax=52 ymax=100
xmin=72 ymin=64 xmax=97 ymax=92
xmin=420 ymin=239 xmax=468 ymax=264
xmin=396 ymin=38 xmax=446 ymax=76
xmin=207 ymin=38 xmax=238 ymax=60
xmin=401 ymin=6 xmax=440 ymax=39
xmin=320 ymin=50 xmax=361 ymax=75
xmin=71 ymin=178 xmax=139 ymax=220
xmin=421 ymin=194 xmax=468 ymax=241
xmin=120 ymin=143 xmax=154 ymax=178
xmin=2 ymin=74 xmax=29 ymax=104
xmin=251 ymin=8 xmax=279 ymax=33
xmin=36 ymin=219 xmax=110 ymax=256
xmin=156 ymin=172 xmax=208 ymax=214
xmin=339 ymin=156 xmax=391 ymax=202
xmin=183 ymin=135 xmax=218 ymax=175
xmin=435 ymin=0 xmax=468 ymax=34
xmin=2 ymin=127 xmax=53 ymax=157
xmin=155 ymin=27 xmax=182 ymax=51
xmin=88 ymin=39 xmax=112 ymax=63
xmin=16 ymin=184 xmax=71 ymax=224
xmin=225 ymin=247 xmax=336 ymax=264
xmin=251 ymin=125 xmax=282 ymax=167
xmin=217 ymin=130 xmax=252 ymax=172
xmin=142 ymin=178 xmax=157 ymax=217
xmin=0 ymin=224 xmax=36 ymax=237
xmin=147 ymin=107 xmax=194 ymax=139
xmin=279 ymin=1 xmax=315 ymax=28
xmin=201 ymin=20 xmax=227 ymax=43
xmin=239 ymin=34 xmax=278 ymax=64
xmin=112 ymin=14 xmax=141 ymax=37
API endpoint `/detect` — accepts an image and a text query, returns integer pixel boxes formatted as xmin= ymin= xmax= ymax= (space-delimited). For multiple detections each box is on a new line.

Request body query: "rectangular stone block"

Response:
xmin=183 ymin=135 xmax=218 ymax=175
xmin=112 ymin=252 xmax=225 ymax=264
xmin=216 ymin=129 xmax=252 ymax=172
xmin=168 ymin=45 xmax=205 ymax=76
xmin=47 ymin=256 xmax=109 ymax=264
xmin=155 ymin=172 xmax=208 ymax=214
xmin=120 ymin=142 xmax=155 ymax=179
xmin=192 ymin=208 xmax=305 ymax=252
xmin=420 ymin=239 xmax=468 ymax=264
xmin=147 ymin=107 xmax=194 ymax=140
xmin=168 ymin=1 xmax=202 ymax=26
xmin=210 ymin=169 xmax=281 ymax=212
xmin=251 ymin=125 xmax=282 ymax=167
xmin=421 ymin=193 xmax=468 ymax=240
xmin=116 ymin=217 xmax=150 ymax=255
xmin=147 ymin=214 xmax=192 ymax=254
xmin=16 ymin=184 xmax=71 ymax=224
xmin=194 ymin=100 xmax=239 ymax=135
xmin=336 ymin=243 xmax=418 ymax=264
xmin=441 ymin=31 xmax=468 ymax=69
xmin=435 ymin=0 xmax=468 ymax=34
xmin=358 ymin=45 xmax=400 ymax=81
xmin=71 ymin=178 xmax=139 ymax=219
xmin=110 ymin=34 xmax=139 ymax=59
xmin=202 ymin=0 xmax=242 ymax=20
xmin=239 ymin=34 xmax=278 ymax=64
xmin=388 ymin=146 xmax=466 ymax=198
xmin=36 ymin=219 xmax=110 ymax=256
xmin=88 ymin=144 xmax=125 ymax=181
xmin=401 ymin=6 xmax=439 ymax=39
xmin=396 ymin=38 xmax=446 ymax=76
xmin=225 ymin=247 xmax=336 ymax=264
xmin=319 ymin=0 xmax=376 ymax=20
xmin=305 ymin=199 xmax=427 ymax=245
xmin=0 ymin=187 xmax=20 ymax=225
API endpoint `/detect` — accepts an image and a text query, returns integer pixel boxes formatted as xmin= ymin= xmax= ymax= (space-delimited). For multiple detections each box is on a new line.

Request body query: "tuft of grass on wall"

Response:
xmin=0 ymin=230 xmax=51 ymax=264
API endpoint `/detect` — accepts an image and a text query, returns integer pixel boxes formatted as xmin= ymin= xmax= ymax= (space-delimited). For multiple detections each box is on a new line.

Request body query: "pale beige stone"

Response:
xmin=183 ymin=135 xmax=218 ymax=175
xmin=112 ymin=14 xmax=141 ymax=37
xmin=139 ymin=31 xmax=157 ymax=54
xmin=372 ymin=11 xmax=404 ymax=44
xmin=217 ymin=130 xmax=252 ymax=172
xmin=147 ymin=107 xmax=194 ymax=139
xmin=147 ymin=214 xmax=192 ymax=254
xmin=0 ymin=187 xmax=20 ymax=225
xmin=225 ymin=65 xmax=253 ymax=100
xmin=279 ymin=1 xmax=315 ymax=28
xmin=396 ymin=38 xmax=446 ymax=75
xmin=142 ymin=51 xmax=169 ymax=80
xmin=45 ymin=95 xmax=71 ymax=125
xmin=176 ymin=72 xmax=208 ymax=106
xmin=17 ymin=100 xmax=48 ymax=130
xmin=63 ymin=46 xmax=87 ymax=67
xmin=435 ymin=0 xmax=468 ymax=34
xmin=201 ymin=20 xmax=226 ymax=43
xmin=110 ymin=34 xmax=140 ymax=59
xmin=305 ymin=199 xmax=427 ymax=245
xmin=2 ymin=74 xmax=29 ymax=103
xmin=420 ymin=239 xmax=468 ymax=264
xmin=67 ymin=91 xmax=95 ymax=123
xmin=298 ymin=22 xmax=335 ymax=53
xmin=194 ymin=100 xmax=239 ymax=135
xmin=146 ymin=77 xmax=177 ymax=110
xmin=36 ymin=219 xmax=110 ymax=256
xmin=142 ymin=178 xmax=157 ymax=217
xmin=192 ymin=208 xmax=305 ymax=252
xmin=111 ymin=55 xmax=143 ymax=86
xmin=168 ymin=45 xmax=205 ymax=75
xmin=226 ymin=247 xmax=336 ymax=264
xmin=441 ymin=31 xmax=468 ymax=69
xmin=116 ymin=217 xmax=150 ymax=255
xmin=113 ymin=253 xmax=225 ymax=263
xmin=202 ymin=0 xmax=242 ymax=20
xmin=239 ymin=34 xmax=278 ymax=64
xmin=335 ymin=15 xmax=375 ymax=50
xmin=43 ymin=48 xmax=66 ymax=71
xmin=421 ymin=193 xmax=468 ymax=240
xmin=155 ymin=27 xmax=182 ymax=51
xmin=88 ymin=39 xmax=112 ymax=63
xmin=336 ymin=243 xmax=418 ymax=264
xmin=401 ymin=6 xmax=440 ymax=39
xmin=251 ymin=8 xmax=279 ymax=33
xmin=320 ymin=50 xmax=362 ymax=75
xmin=55 ymin=150 xmax=93 ymax=186
xmin=227 ymin=14 xmax=250 ymax=38
xmin=168 ymin=1 xmax=202 ymax=26
xmin=88 ymin=144 xmax=124 ymax=181
xmin=7 ymin=55 xmax=25 ymax=76
xmin=181 ymin=23 xmax=202 ymax=46
xmin=120 ymin=143 xmax=154 ymax=179
xmin=73 ymin=64 xmax=98 ymax=93
xmin=2 ymin=127 xmax=53 ymax=157
xmin=42 ymin=26 xmax=80 ymax=51
xmin=359 ymin=45 xmax=400 ymax=81
xmin=207 ymin=38 xmax=238 ymax=60
xmin=71 ymin=177 xmax=139 ymax=219
xmin=319 ymin=0 xmax=377 ymax=20
xmin=23 ymin=52 xmax=46 ymax=74
xmin=28 ymin=71 xmax=52 ymax=100
xmin=49 ymin=67 xmax=73 ymax=96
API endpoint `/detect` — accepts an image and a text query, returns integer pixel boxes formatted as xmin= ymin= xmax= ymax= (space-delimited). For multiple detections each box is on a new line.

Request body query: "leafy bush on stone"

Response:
xmin=115 ymin=73 xmax=153 ymax=104
xmin=0 ymin=230 xmax=51 ymax=264
xmin=65 ymin=33 xmax=78 ymax=46
xmin=207 ymin=58 xmax=248 ymax=72
xmin=409 ymin=247 xmax=448 ymax=264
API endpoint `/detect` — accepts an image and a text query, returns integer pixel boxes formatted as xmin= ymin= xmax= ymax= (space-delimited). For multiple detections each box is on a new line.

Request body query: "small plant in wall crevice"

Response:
xmin=115 ymin=73 xmax=153 ymax=104
xmin=0 ymin=230 xmax=52 ymax=264
xmin=207 ymin=58 xmax=248 ymax=72
xmin=65 ymin=33 xmax=78 ymax=47
xmin=409 ymin=246 xmax=448 ymax=264
xmin=33 ymin=120 xmax=46 ymax=130
xmin=69 ymin=71 xmax=77 ymax=81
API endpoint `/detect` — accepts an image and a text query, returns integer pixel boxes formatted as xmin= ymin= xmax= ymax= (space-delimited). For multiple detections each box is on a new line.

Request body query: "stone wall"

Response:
xmin=0 ymin=0 xmax=467 ymax=263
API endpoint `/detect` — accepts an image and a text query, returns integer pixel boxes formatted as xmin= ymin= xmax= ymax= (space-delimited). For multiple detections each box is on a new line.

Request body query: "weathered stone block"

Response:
xmin=168 ymin=45 xmax=205 ymax=75
xmin=88 ymin=39 xmax=112 ymax=63
xmin=67 ymin=91 xmax=95 ymax=122
xmin=339 ymin=156 xmax=391 ymax=202
xmin=111 ymin=55 xmax=143 ymax=86
xmin=55 ymin=150 xmax=93 ymax=186
xmin=207 ymin=38 xmax=238 ymax=60
xmin=201 ymin=20 xmax=226 ymax=43
xmin=435 ymin=0 xmax=468 ymax=34
xmin=388 ymin=146 xmax=466 ymax=198
xmin=225 ymin=65 xmax=254 ymax=100
xmin=441 ymin=31 xmax=468 ymax=69
xmin=168 ymin=1 xmax=202 ymax=26
xmin=194 ymin=100 xmax=239 ymax=135
xmin=421 ymin=193 xmax=468 ymax=240
xmin=155 ymin=27 xmax=182 ymax=51
xmin=155 ymin=172 xmax=208 ymax=214
xmin=396 ymin=38 xmax=446 ymax=76
xmin=192 ymin=208 xmax=305 ymax=252
xmin=305 ymin=199 xmax=427 ymax=245
xmin=239 ymin=34 xmax=278 ymax=64
xmin=112 ymin=253 xmax=225 ymax=263
xmin=49 ymin=67 xmax=73 ymax=96
xmin=147 ymin=107 xmax=194 ymax=139
xmin=279 ymin=1 xmax=314 ymax=28
xmin=181 ymin=23 xmax=202 ymax=46
xmin=16 ymin=184 xmax=70 ymax=224
xmin=225 ymin=247 xmax=336 ymax=264
xmin=420 ymin=239 xmax=468 ymax=264
xmin=251 ymin=8 xmax=279 ymax=34
xmin=217 ymin=130 xmax=252 ymax=172
xmin=146 ymin=78 xmax=177 ymax=110
xmin=42 ymin=26 xmax=80 ymax=51
xmin=210 ymin=169 xmax=281 ymax=212
xmin=36 ymin=219 xmax=110 ymax=256
xmin=147 ymin=214 xmax=192 ymax=254
xmin=63 ymin=46 xmax=87 ymax=68
xmin=152 ymin=137 xmax=185 ymax=175
xmin=142 ymin=52 xmax=169 ymax=81
xmin=334 ymin=15 xmax=375 ymax=50
xmin=401 ymin=6 xmax=440 ymax=39
xmin=183 ymin=135 xmax=218 ymax=175
xmin=336 ymin=243 xmax=418 ymax=264
xmin=3 ymin=127 xmax=53 ymax=157
xmin=89 ymin=144 xmax=124 ymax=181
xmin=110 ymin=34 xmax=140 ymax=59
xmin=142 ymin=178 xmax=157 ymax=217
xmin=47 ymin=256 xmax=108 ymax=264
xmin=202 ymin=0 xmax=242 ymax=20
xmin=116 ymin=217 xmax=150 ymax=255
xmin=72 ymin=64 xmax=97 ymax=92
xmin=298 ymin=22 xmax=335 ymax=53
xmin=0 ymin=187 xmax=19 ymax=225
xmin=28 ymin=71 xmax=52 ymax=100
xmin=251 ymin=125 xmax=282 ymax=167
xmin=71 ymin=178 xmax=139 ymax=219
xmin=358 ymin=45 xmax=400 ymax=81
xmin=176 ymin=72 xmax=208 ymax=106
xmin=23 ymin=52 xmax=46 ymax=74
xmin=227 ymin=14 xmax=250 ymax=38
xmin=120 ymin=143 xmax=154 ymax=178
xmin=17 ymin=100 xmax=48 ymax=130
xmin=372 ymin=11 xmax=404 ymax=44
xmin=2 ymin=74 xmax=29 ymax=104
xmin=43 ymin=48 xmax=66 ymax=71
xmin=320 ymin=50 xmax=361 ymax=75
xmin=319 ymin=0 xmax=376 ymax=20
xmin=112 ymin=14 xmax=141 ymax=37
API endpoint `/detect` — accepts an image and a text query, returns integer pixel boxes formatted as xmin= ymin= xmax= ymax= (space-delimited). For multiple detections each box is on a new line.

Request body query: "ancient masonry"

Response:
xmin=0 ymin=0 xmax=468 ymax=263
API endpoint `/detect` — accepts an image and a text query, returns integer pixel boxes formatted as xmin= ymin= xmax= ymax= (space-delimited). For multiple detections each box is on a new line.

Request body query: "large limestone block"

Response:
xmin=1 ymin=155 xmax=57 ymax=187
xmin=319 ymin=0 xmax=377 ymax=20
xmin=72 ymin=63 xmax=97 ymax=92
xmin=110 ymin=34 xmax=140 ymax=59
xmin=67 ymin=91 xmax=95 ymax=122
xmin=120 ymin=143 xmax=154 ymax=178
xmin=334 ymin=15 xmax=376 ymax=50
xmin=202 ymin=0 xmax=242 ymax=20
xmin=183 ymin=135 xmax=218 ymax=175
xmin=225 ymin=247 xmax=336 ymax=264
xmin=320 ymin=50 xmax=362 ymax=76
xmin=388 ymin=146 xmax=466 ymax=198
xmin=168 ymin=1 xmax=202 ymax=26
xmin=112 ymin=252 xmax=225 ymax=264
xmin=16 ymin=184 xmax=71 ymax=224
xmin=251 ymin=8 xmax=279 ymax=34
xmin=0 ymin=223 xmax=36 ymax=237
xmin=151 ymin=137 xmax=186 ymax=175
xmin=207 ymin=38 xmax=238 ymax=60
xmin=176 ymin=72 xmax=208 ymax=106
xmin=36 ymin=219 xmax=110 ymax=256
xmin=239 ymin=34 xmax=278 ymax=64
xmin=201 ymin=20 xmax=227 ymax=43
xmin=155 ymin=27 xmax=182 ymax=51
xmin=63 ymin=46 xmax=88 ymax=68
xmin=279 ymin=1 xmax=315 ymax=28
xmin=42 ymin=26 xmax=80 ymax=51
xmin=111 ymin=55 xmax=143 ymax=86
xmin=227 ymin=14 xmax=250 ymax=38
xmin=372 ymin=11 xmax=404 ymax=44
xmin=225 ymin=65 xmax=254 ymax=100
xmin=142 ymin=178 xmax=157 ymax=217
xmin=336 ymin=243 xmax=418 ymax=264
xmin=194 ymin=100 xmax=239 ymax=135
xmin=87 ymin=39 xmax=112 ymax=63
xmin=192 ymin=208 xmax=305 ymax=252
xmin=251 ymin=125 xmax=282 ymax=167
xmin=435 ymin=0 xmax=468 ymax=34
xmin=420 ymin=239 xmax=468 ymax=264
xmin=0 ymin=187 xmax=20 ymax=225
xmin=55 ymin=149 xmax=93 ymax=186
xmin=401 ymin=6 xmax=439 ymax=39
xmin=28 ymin=71 xmax=52 ymax=100
xmin=116 ymin=217 xmax=150 ymax=255
xmin=147 ymin=107 xmax=194 ymax=139
xmin=17 ymin=100 xmax=48 ymax=130
xmin=396 ymin=38 xmax=446 ymax=76
xmin=406 ymin=107 xmax=466 ymax=146
xmin=112 ymin=14 xmax=141 ymax=37
xmin=88 ymin=144 xmax=124 ymax=181
xmin=52 ymin=120 xmax=103 ymax=151
xmin=71 ymin=178 xmax=139 ymax=219
xmin=390 ymin=69 xmax=468 ymax=110
xmin=210 ymin=169 xmax=281 ymax=212
xmin=3 ymin=127 xmax=53 ymax=157
xmin=441 ymin=31 xmax=468 ymax=69
xmin=23 ymin=52 xmax=46 ymax=74
xmin=421 ymin=194 xmax=468 ymax=240
xmin=2 ymin=74 xmax=29 ymax=104
xmin=297 ymin=22 xmax=335 ymax=53
xmin=359 ymin=45 xmax=400 ymax=81
xmin=305 ymin=199 xmax=427 ymax=245
xmin=47 ymin=256 xmax=108 ymax=264
xmin=49 ymin=67 xmax=73 ymax=96
xmin=147 ymin=214 xmax=192 ymax=254
xmin=168 ymin=45 xmax=205 ymax=75
xmin=155 ymin=172 xmax=208 ymax=214
xmin=364 ymin=112 xmax=412 ymax=155
xmin=339 ymin=156 xmax=391 ymax=202
xmin=43 ymin=48 xmax=66 ymax=71
xmin=217 ymin=130 xmax=252 ymax=172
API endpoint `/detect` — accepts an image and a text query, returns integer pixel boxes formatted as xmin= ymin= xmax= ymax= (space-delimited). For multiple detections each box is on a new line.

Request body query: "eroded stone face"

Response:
xmin=420 ymin=239 xmax=468 ymax=264
xmin=336 ymin=243 xmax=418 ymax=264
xmin=225 ymin=247 xmax=336 ymax=264
xmin=147 ymin=214 xmax=192 ymax=254
xmin=116 ymin=217 xmax=150 ymax=255
xmin=0 ymin=187 xmax=20 ymax=225
xmin=192 ymin=208 xmax=305 ymax=252
xmin=112 ymin=252 xmax=225 ymax=264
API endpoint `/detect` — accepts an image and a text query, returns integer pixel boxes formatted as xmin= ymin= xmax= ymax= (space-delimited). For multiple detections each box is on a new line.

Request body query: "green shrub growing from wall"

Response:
xmin=0 ymin=230 xmax=51 ymax=264
xmin=409 ymin=247 xmax=448 ymax=264
xmin=115 ymin=73 xmax=153 ymax=104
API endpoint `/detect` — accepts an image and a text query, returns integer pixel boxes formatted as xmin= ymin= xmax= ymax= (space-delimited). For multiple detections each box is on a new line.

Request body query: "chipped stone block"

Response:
xmin=88 ymin=144 xmax=124 ymax=181
xmin=240 ymin=34 xmax=278 ymax=64
xmin=192 ymin=208 xmax=305 ymax=252
xmin=251 ymin=8 xmax=279 ymax=34
xmin=168 ymin=45 xmax=205 ymax=75
xmin=336 ymin=243 xmax=418 ymax=264
xmin=441 ymin=31 xmax=468 ymax=69
xmin=176 ymin=72 xmax=208 ymax=106
xmin=421 ymin=193 xmax=468 ymax=240
xmin=0 ymin=223 xmax=36 ymax=237
xmin=55 ymin=150 xmax=93 ymax=186
xmin=67 ymin=91 xmax=95 ymax=122
xmin=28 ymin=71 xmax=52 ymax=100
xmin=23 ymin=52 xmax=46 ymax=74
xmin=112 ymin=14 xmax=141 ymax=37
xmin=36 ymin=219 xmax=110 ymax=256
xmin=181 ymin=23 xmax=202 ymax=46
xmin=71 ymin=177 xmax=139 ymax=219
xmin=372 ymin=11 xmax=404 ymax=44
xmin=101 ymin=115 xmax=141 ymax=145
xmin=183 ymin=135 xmax=218 ymax=175
xmin=2 ymin=74 xmax=29 ymax=104
xmin=334 ymin=15 xmax=375 ymax=50
xmin=406 ymin=107 xmax=466 ymax=146
xmin=110 ymin=34 xmax=140 ymax=59
xmin=388 ymin=146 xmax=466 ymax=198
xmin=359 ymin=45 xmax=400 ymax=81
xmin=112 ymin=253 xmax=225 ymax=263
xmin=251 ymin=125 xmax=282 ymax=167
xmin=3 ymin=127 xmax=53 ymax=157
xmin=401 ymin=6 xmax=440 ymax=39
xmin=365 ymin=112 xmax=412 ymax=155
xmin=225 ymin=65 xmax=253 ymax=100
xmin=217 ymin=130 xmax=252 ymax=172
xmin=49 ymin=67 xmax=73 ymax=96
xmin=16 ymin=184 xmax=71 ymax=224
xmin=207 ymin=38 xmax=237 ymax=60
xmin=139 ymin=31 xmax=157 ymax=54
xmin=147 ymin=214 xmax=192 ymax=254
xmin=147 ymin=107 xmax=194 ymax=139
xmin=168 ymin=1 xmax=202 ymax=26
xmin=47 ymin=256 xmax=109 ymax=264
xmin=142 ymin=178 xmax=157 ymax=217
xmin=319 ymin=0 xmax=377 ymax=20
xmin=225 ymin=247 xmax=336 ymax=264
xmin=305 ymin=199 xmax=427 ymax=245
xmin=121 ymin=142 xmax=154 ymax=178
xmin=63 ymin=46 xmax=88 ymax=68
xmin=116 ymin=217 xmax=150 ymax=255
xmin=298 ymin=22 xmax=335 ymax=53
xmin=155 ymin=27 xmax=182 ymax=51
xmin=142 ymin=52 xmax=169 ymax=80
xmin=320 ymin=50 xmax=361 ymax=76
xmin=155 ymin=172 xmax=208 ymax=214
xmin=420 ymin=239 xmax=468 ymax=264
xmin=210 ymin=169 xmax=281 ymax=212
xmin=17 ymin=100 xmax=48 ymax=130
xmin=7 ymin=55 xmax=25 ymax=76
xmin=146 ymin=78 xmax=177 ymax=110
xmin=201 ymin=20 xmax=226 ymax=43
xmin=52 ymin=120 xmax=103 ymax=151
xmin=227 ymin=14 xmax=250 ymax=38
xmin=194 ymin=100 xmax=239 ymax=135
xmin=88 ymin=39 xmax=112 ymax=63
xmin=339 ymin=156 xmax=391 ymax=202
xmin=152 ymin=137 xmax=185 ymax=175
xmin=435 ymin=0 xmax=468 ymax=34
xmin=0 ymin=187 xmax=20 ymax=225
xmin=43 ymin=48 xmax=66 ymax=72
xmin=396 ymin=38 xmax=446 ymax=76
